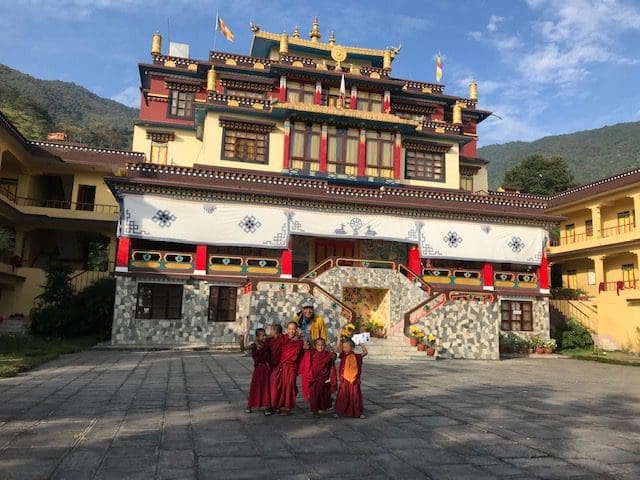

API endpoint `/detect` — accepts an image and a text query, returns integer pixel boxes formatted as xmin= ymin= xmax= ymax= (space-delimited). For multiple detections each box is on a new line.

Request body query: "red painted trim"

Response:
xmin=538 ymin=251 xmax=549 ymax=290
xmin=482 ymin=263 xmax=494 ymax=288
xmin=116 ymin=237 xmax=130 ymax=269
xmin=314 ymin=82 xmax=322 ymax=105
xmin=278 ymin=76 xmax=286 ymax=102
xmin=350 ymin=86 xmax=357 ymax=110
xmin=319 ymin=126 xmax=328 ymax=172
xmin=358 ymin=130 xmax=366 ymax=176
xmin=281 ymin=246 xmax=293 ymax=276
xmin=195 ymin=245 xmax=207 ymax=272
xmin=408 ymin=245 xmax=422 ymax=277
xmin=383 ymin=90 xmax=391 ymax=113
xmin=393 ymin=134 xmax=402 ymax=179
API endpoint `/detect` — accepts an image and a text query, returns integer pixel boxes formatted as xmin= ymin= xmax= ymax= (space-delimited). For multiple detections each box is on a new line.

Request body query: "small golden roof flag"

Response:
xmin=217 ymin=15 xmax=234 ymax=42
xmin=436 ymin=53 xmax=443 ymax=82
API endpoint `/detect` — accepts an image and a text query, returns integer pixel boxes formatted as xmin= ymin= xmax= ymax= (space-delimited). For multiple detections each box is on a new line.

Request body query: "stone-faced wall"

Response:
xmin=313 ymin=267 xmax=429 ymax=336
xmin=417 ymin=296 xmax=550 ymax=360
xmin=245 ymin=281 xmax=344 ymax=342
xmin=111 ymin=275 xmax=247 ymax=346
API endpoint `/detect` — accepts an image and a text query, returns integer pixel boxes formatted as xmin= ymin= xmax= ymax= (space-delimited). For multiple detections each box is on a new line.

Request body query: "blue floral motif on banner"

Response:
xmin=508 ymin=236 xmax=525 ymax=253
xmin=443 ymin=231 xmax=463 ymax=248
xmin=239 ymin=215 xmax=262 ymax=233
xmin=152 ymin=209 xmax=176 ymax=228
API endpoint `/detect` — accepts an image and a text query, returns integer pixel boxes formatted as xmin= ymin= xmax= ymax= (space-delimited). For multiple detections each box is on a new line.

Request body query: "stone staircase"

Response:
xmin=364 ymin=336 xmax=436 ymax=361
xmin=0 ymin=316 xmax=29 ymax=335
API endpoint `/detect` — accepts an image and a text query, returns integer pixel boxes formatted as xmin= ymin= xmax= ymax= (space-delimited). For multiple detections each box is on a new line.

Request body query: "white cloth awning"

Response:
xmin=120 ymin=194 xmax=547 ymax=265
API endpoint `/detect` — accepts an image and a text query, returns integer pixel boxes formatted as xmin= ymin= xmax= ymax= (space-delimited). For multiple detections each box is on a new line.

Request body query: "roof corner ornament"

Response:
xmin=250 ymin=21 xmax=260 ymax=33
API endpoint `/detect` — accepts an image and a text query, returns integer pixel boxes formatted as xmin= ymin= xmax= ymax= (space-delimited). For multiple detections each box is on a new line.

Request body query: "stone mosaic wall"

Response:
xmin=417 ymin=296 xmax=550 ymax=360
xmin=111 ymin=276 xmax=247 ymax=346
xmin=314 ymin=267 xmax=430 ymax=336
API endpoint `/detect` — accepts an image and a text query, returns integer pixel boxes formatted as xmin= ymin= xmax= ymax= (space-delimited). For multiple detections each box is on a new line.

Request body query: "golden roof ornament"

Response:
xmin=328 ymin=31 xmax=336 ymax=46
xmin=469 ymin=80 xmax=478 ymax=101
xmin=151 ymin=31 xmax=162 ymax=56
xmin=279 ymin=31 xmax=289 ymax=55
xmin=309 ymin=17 xmax=321 ymax=42
xmin=331 ymin=45 xmax=347 ymax=69
xmin=292 ymin=25 xmax=300 ymax=39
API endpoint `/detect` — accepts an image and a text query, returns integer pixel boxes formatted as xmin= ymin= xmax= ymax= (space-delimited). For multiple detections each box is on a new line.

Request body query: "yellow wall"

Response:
xmin=594 ymin=291 xmax=640 ymax=352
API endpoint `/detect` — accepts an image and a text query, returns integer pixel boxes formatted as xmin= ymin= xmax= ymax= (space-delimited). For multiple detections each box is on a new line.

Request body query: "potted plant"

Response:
xmin=425 ymin=333 xmax=437 ymax=356
xmin=409 ymin=325 xmax=425 ymax=347
xmin=340 ymin=323 xmax=356 ymax=342
xmin=417 ymin=340 xmax=427 ymax=351
xmin=543 ymin=339 xmax=556 ymax=354
xmin=530 ymin=335 xmax=544 ymax=354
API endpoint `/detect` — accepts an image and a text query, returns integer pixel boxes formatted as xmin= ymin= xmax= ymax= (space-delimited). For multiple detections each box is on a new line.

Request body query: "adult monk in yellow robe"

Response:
xmin=293 ymin=299 xmax=327 ymax=401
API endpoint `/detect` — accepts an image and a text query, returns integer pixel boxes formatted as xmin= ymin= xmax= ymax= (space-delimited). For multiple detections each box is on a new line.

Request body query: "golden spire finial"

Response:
xmin=292 ymin=25 xmax=300 ymax=39
xmin=309 ymin=17 xmax=321 ymax=42
xmin=151 ymin=31 xmax=162 ymax=56
xmin=328 ymin=31 xmax=336 ymax=46
xmin=469 ymin=79 xmax=478 ymax=101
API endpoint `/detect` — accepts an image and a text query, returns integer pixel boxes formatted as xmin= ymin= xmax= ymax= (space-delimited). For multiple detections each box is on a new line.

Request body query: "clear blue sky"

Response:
xmin=1 ymin=0 xmax=640 ymax=146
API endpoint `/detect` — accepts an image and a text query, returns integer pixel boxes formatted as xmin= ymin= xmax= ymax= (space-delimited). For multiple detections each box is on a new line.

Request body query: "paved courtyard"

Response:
xmin=0 ymin=350 xmax=639 ymax=480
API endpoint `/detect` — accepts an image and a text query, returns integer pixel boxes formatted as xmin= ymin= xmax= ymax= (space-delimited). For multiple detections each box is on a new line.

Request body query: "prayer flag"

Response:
xmin=217 ymin=15 xmax=234 ymax=42
xmin=436 ymin=54 xmax=443 ymax=82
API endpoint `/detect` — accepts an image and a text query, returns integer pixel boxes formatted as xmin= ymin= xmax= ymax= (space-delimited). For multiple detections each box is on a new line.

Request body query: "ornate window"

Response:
xmin=208 ymin=286 xmax=238 ymax=322
xmin=220 ymin=118 xmax=273 ymax=164
xmin=357 ymin=90 xmax=383 ymax=113
xmin=135 ymin=283 xmax=183 ymax=320
xmin=405 ymin=149 xmax=445 ymax=182
xmin=169 ymin=90 xmax=194 ymax=118
xmin=290 ymin=122 xmax=321 ymax=171
xmin=365 ymin=131 xmax=393 ymax=178
xmin=500 ymin=300 xmax=533 ymax=331
xmin=327 ymin=127 xmax=359 ymax=176
xmin=286 ymin=81 xmax=316 ymax=104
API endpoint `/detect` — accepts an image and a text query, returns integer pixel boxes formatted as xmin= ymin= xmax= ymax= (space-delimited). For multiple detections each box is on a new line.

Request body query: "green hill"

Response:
xmin=478 ymin=122 xmax=640 ymax=189
xmin=0 ymin=64 xmax=137 ymax=150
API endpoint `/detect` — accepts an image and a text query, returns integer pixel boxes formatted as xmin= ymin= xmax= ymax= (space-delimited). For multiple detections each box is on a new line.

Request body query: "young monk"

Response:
xmin=274 ymin=321 xmax=304 ymax=416
xmin=244 ymin=328 xmax=270 ymax=414
xmin=302 ymin=337 xmax=337 ymax=418
xmin=333 ymin=338 xmax=367 ymax=419
xmin=266 ymin=324 xmax=283 ymax=416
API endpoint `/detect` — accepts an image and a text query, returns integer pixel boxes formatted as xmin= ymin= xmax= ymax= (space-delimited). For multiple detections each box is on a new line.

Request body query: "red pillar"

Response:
xmin=408 ymin=245 xmax=422 ymax=279
xmin=314 ymin=81 xmax=322 ymax=105
xmin=278 ymin=75 xmax=287 ymax=102
xmin=281 ymin=243 xmax=293 ymax=278
xmin=482 ymin=263 xmax=494 ymax=291
xmin=358 ymin=128 xmax=366 ymax=176
xmin=393 ymin=132 xmax=402 ymax=180
xmin=383 ymin=90 xmax=391 ymax=113
xmin=350 ymin=86 xmax=357 ymax=110
xmin=538 ymin=251 xmax=550 ymax=294
xmin=115 ymin=237 xmax=130 ymax=272
xmin=195 ymin=245 xmax=207 ymax=275
xmin=319 ymin=124 xmax=328 ymax=172
xmin=283 ymin=120 xmax=291 ymax=170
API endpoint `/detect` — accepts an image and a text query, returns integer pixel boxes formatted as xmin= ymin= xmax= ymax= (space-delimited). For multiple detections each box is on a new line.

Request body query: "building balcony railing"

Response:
xmin=550 ymin=224 xmax=636 ymax=247
xmin=601 ymin=223 xmax=636 ymax=237
xmin=0 ymin=192 xmax=119 ymax=215
xmin=208 ymin=255 xmax=280 ymax=276
xmin=598 ymin=280 xmax=638 ymax=294
xmin=422 ymin=268 xmax=483 ymax=287
xmin=494 ymin=271 xmax=538 ymax=289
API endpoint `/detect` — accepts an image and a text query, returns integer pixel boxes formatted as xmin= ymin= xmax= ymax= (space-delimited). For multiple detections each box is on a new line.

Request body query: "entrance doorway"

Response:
xmin=342 ymin=287 xmax=391 ymax=334
xmin=315 ymin=239 xmax=358 ymax=264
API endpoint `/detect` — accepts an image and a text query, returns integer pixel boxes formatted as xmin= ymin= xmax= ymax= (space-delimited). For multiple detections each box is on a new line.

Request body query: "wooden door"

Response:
xmin=315 ymin=239 xmax=357 ymax=264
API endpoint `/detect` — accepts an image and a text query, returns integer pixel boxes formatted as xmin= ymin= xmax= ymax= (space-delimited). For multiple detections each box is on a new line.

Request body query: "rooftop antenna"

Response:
xmin=167 ymin=17 xmax=171 ymax=45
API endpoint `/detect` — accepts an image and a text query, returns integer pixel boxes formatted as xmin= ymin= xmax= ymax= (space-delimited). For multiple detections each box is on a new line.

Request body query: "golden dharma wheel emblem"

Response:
xmin=331 ymin=45 xmax=347 ymax=63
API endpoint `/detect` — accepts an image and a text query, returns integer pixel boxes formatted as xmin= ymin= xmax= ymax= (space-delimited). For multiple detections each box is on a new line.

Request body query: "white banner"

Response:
xmin=120 ymin=194 xmax=546 ymax=265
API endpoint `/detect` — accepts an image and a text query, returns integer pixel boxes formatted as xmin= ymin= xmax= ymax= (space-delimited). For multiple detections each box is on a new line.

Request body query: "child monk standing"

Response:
xmin=266 ymin=324 xmax=283 ymax=416
xmin=333 ymin=338 xmax=367 ymax=419
xmin=244 ymin=328 xmax=270 ymax=414
xmin=302 ymin=338 xmax=337 ymax=418
xmin=274 ymin=321 xmax=303 ymax=416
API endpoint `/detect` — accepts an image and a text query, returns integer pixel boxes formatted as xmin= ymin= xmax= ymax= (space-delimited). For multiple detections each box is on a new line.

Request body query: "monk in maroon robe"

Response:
xmin=274 ymin=322 xmax=303 ymax=415
xmin=302 ymin=338 xmax=337 ymax=417
xmin=334 ymin=338 xmax=367 ymax=419
xmin=266 ymin=324 xmax=283 ymax=415
xmin=245 ymin=328 xmax=270 ymax=413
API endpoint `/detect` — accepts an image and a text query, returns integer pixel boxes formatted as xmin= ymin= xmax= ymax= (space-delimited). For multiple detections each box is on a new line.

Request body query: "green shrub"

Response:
xmin=561 ymin=318 xmax=594 ymax=350
xmin=551 ymin=287 xmax=587 ymax=300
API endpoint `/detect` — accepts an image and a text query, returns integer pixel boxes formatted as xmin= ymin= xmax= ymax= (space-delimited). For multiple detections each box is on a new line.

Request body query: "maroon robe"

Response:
xmin=303 ymin=350 xmax=337 ymax=413
xmin=275 ymin=335 xmax=303 ymax=411
xmin=334 ymin=352 xmax=364 ymax=417
xmin=247 ymin=342 xmax=270 ymax=408
xmin=267 ymin=335 xmax=283 ymax=409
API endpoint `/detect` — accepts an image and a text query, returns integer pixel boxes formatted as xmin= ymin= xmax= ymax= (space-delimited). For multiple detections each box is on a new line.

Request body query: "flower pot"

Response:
xmin=527 ymin=348 xmax=534 ymax=354
xmin=535 ymin=347 xmax=544 ymax=354
xmin=543 ymin=348 xmax=552 ymax=354
xmin=426 ymin=347 xmax=436 ymax=357
xmin=409 ymin=338 xmax=418 ymax=347
xmin=417 ymin=343 xmax=426 ymax=351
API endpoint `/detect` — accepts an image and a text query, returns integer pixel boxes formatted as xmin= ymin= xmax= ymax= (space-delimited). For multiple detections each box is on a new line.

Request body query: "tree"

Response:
xmin=502 ymin=154 xmax=577 ymax=195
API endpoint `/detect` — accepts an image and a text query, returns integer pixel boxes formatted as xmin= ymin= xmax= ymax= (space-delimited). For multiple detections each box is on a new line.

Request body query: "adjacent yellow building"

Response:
xmin=0 ymin=111 xmax=142 ymax=326
xmin=547 ymin=168 xmax=640 ymax=352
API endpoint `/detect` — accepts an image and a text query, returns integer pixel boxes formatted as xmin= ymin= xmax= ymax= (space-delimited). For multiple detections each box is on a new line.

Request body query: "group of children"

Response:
xmin=244 ymin=322 xmax=367 ymax=419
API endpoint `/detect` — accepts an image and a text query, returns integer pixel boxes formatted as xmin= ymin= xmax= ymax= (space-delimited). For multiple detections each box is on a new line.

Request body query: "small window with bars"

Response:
xmin=405 ymin=150 xmax=445 ymax=181
xmin=135 ymin=283 xmax=183 ymax=320
xmin=500 ymin=300 xmax=533 ymax=331
xmin=169 ymin=90 xmax=194 ymax=118
xmin=208 ymin=286 xmax=238 ymax=322
xmin=222 ymin=129 xmax=268 ymax=164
